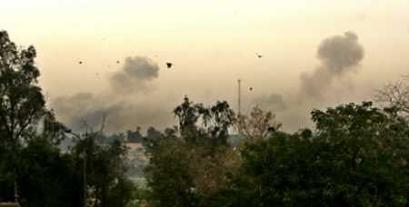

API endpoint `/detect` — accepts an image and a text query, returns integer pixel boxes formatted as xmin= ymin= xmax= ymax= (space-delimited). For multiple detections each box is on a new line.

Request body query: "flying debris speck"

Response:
xmin=249 ymin=87 xmax=253 ymax=91
xmin=256 ymin=53 xmax=263 ymax=58
xmin=78 ymin=61 xmax=83 ymax=64
xmin=166 ymin=62 xmax=173 ymax=69
xmin=116 ymin=60 xmax=120 ymax=64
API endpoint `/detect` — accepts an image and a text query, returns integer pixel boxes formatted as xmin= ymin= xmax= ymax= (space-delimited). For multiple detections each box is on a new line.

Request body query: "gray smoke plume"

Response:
xmin=300 ymin=31 xmax=364 ymax=98
xmin=256 ymin=93 xmax=287 ymax=111
xmin=254 ymin=31 xmax=365 ymax=131
xmin=318 ymin=32 xmax=363 ymax=72
xmin=52 ymin=56 xmax=171 ymax=133
xmin=110 ymin=56 xmax=159 ymax=93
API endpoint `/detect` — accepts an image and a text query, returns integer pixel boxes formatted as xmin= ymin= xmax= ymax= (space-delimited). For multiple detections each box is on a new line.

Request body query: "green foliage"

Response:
xmin=0 ymin=31 xmax=134 ymax=206
xmin=173 ymin=97 xmax=236 ymax=146
xmin=145 ymin=137 xmax=198 ymax=207
xmin=17 ymin=138 xmax=81 ymax=207
xmin=237 ymin=105 xmax=282 ymax=141
xmin=0 ymin=30 xmax=66 ymax=202
xmin=145 ymin=97 xmax=238 ymax=207
xmin=0 ymin=30 xmax=50 ymax=145
xmin=225 ymin=102 xmax=409 ymax=207
xmin=72 ymin=133 xmax=135 ymax=207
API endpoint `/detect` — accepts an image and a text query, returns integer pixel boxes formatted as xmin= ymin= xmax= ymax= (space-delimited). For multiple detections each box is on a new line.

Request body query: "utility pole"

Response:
xmin=238 ymin=79 xmax=241 ymax=116
xmin=237 ymin=79 xmax=243 ymax=134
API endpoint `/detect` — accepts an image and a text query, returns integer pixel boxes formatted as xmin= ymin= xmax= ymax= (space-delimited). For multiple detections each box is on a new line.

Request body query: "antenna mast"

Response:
xmin=238 ymin=79 xmax=241 ymax=116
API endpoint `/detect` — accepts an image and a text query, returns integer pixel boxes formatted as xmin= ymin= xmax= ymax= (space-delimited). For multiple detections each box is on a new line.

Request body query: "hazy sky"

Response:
xmin=2 ymin=0 xmax=409 ymax=132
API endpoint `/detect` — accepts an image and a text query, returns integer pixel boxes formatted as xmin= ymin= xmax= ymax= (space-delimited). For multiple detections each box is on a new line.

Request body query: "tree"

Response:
xmin=173 ymin=97 xmax=236 ymax=146
xmin=17 ymin=137 xmax=82 ymax=207
xmin=237 ymin=105 xmax=282 ymax=141
xmin=376 ymin=78 xmax=409 ymax=118
xmin=224 ymin=102 xmax=409 ymax=206
xmin=0 ymin=31 xmax=54 ymax=145
xmin=145 ymin=136 xmax=198 ymax=207
xmin=0 ymin=30 xmax=65 ymax=202
xmin=145 ymin=97 xmax=239 ymax=207
xmin=0 ymin=30 xmax=135 ymax=206
xmin=71 ymin=132 xmax=134 ymax=207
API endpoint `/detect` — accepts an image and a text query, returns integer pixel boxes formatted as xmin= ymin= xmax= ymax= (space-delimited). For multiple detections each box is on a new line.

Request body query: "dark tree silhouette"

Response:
xmin=376 ymin=78 xmax=409 ymax=118
xmin=224 ymin=102 xmax=409 ymax=206
xmin=145 ymin=98 xmax=239 ymax=207
xmin=0 ymin=31 xmax=70 ymax=206
xmin=71 ymin=132 xmax=134 ymax=207
xmin=0 ymin=30 xmax=65 ymax=202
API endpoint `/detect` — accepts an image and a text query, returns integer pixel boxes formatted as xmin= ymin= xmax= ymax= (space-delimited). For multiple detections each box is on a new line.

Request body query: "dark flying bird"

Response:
xmin=249 ymin=87 xmax=253 ymax=91
xmin=78 ymin=61 xmax=83 ymax=64
xmin=256 ymin=53 xmax=263 ymax=58
xmin=166 ymin=62 xmax=173 ymax=69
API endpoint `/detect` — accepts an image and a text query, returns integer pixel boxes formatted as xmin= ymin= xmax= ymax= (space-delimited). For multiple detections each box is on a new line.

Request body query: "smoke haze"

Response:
xmin=110 ymin=56 xmax=160 ymax=94
xmin=301 ymin=31 xmax=364 ymax=99
xmin=53 ymin=32 xmax=367 ymax=133
xmin=52 ymin=56 xmax=171 ymax=133
xmin=255 ymin=31 xmax=365 ymax=130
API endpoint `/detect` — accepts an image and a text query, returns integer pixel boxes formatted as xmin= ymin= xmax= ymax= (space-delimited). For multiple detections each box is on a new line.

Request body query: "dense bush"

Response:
xmin=223 ymin=102 xmax=409 ymax=207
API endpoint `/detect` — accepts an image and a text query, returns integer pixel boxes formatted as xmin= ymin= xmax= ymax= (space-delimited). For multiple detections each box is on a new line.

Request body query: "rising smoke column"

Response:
xmin=253 ymin=31 xmax=365 ymax=131
xmin=300 ymin=31 xmax=364 ymax=99
xmin=52 ymin=56 xmax=168 ymax=132
xmin=110 ymin=56 xmax=159 ymax=94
